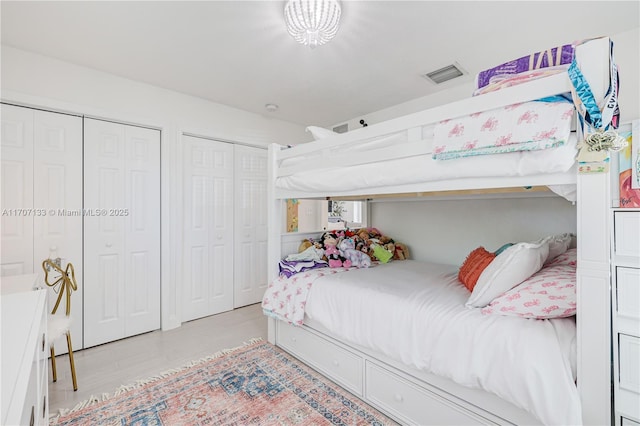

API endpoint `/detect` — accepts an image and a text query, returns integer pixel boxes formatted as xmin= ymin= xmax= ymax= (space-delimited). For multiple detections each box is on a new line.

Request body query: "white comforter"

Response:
xmin=276 ymin=134 xmax=578 ymax=200
xmin=303 ymin=260 xmax=581 ymax=425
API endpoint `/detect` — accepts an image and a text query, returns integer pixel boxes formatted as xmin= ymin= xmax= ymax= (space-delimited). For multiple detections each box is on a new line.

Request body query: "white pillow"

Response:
xmin=541 ymin=233 xmax=573 ymax=264
xmin=305 ymin=126 xmax=337 ymax=140
xmin=466 ymin=241 xmax=549 ymax=308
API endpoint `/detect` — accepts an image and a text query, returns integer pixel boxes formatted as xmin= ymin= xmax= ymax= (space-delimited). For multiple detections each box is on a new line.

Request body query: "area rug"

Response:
xmin=50 ymin=339 xmax=397 ymax=425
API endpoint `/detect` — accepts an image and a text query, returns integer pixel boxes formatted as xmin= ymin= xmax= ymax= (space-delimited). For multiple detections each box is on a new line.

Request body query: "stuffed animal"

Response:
xmin=356 ymin=228 xmax=370 ymax=242
xmin=286 ymin=237 xmax=325 ymax=262
xmin=350 ymin=227 xmax=410 ymax=262
xmin=354 ymin=229 xmax=372 ymax=258
xmin=298 ymin=238 xmax=322 ymax=253
xmin=298 ymin=239 xmax=312 ymax=253
xmin=394 ymin=242 xmax=410 ymax=260
xmin=321 ymin=232 xmax=349 ymax=268
xmin=371 ymin=243 xmax=393 ymax=263
xmin=338 ymin=238 xmax=371 ymax=268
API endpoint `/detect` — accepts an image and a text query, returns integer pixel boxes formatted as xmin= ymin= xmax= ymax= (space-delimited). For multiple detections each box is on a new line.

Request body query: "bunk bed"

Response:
xmin=266 ymin=37 xmax=614 ymax=426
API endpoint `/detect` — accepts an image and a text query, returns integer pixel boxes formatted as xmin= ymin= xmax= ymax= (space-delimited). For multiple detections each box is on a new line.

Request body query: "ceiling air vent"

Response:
xmin=423 ymin=63 xmax=465 ymax=84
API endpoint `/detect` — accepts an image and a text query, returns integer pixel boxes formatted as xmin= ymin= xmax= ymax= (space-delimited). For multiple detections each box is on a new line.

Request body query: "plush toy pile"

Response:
xmin=299 ymin=228 xmax=410 ymax=269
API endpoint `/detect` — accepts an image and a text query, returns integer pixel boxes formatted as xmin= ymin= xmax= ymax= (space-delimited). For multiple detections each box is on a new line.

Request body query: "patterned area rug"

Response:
xmin=51 ymin=339 xmax=397 ymax=425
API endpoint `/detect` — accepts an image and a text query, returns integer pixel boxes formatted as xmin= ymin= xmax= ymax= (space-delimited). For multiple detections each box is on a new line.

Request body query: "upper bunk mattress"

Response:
xmin=275 ymin=99 xmax=578 ymax=197
xmin=276 ymin=137 xmax=577 ymax=194
xmin=293 ymin=260 xmax=580 ymax=425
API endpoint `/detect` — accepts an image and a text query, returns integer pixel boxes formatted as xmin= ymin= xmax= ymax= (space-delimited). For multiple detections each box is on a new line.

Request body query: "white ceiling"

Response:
xmin=1 ymin=1 xmax=639 ymax=127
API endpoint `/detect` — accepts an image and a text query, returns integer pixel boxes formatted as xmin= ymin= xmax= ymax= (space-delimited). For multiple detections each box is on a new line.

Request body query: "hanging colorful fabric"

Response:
xmin=568 ymin=38 xmax=625 ymax=173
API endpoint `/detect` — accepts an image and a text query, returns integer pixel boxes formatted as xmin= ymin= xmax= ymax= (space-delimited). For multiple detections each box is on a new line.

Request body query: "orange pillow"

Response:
xmin=458 ymin=247 xmax=496 ymax=292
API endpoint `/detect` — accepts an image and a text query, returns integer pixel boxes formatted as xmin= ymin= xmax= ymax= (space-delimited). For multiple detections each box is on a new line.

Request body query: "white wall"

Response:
xmin=296 ymin=200 xmax=324 ymax=233
xmin=350 ymin=29 xmax=635 ymax=268
xmin=371 ymin=196 xmax=577 ymax=266
xmin=339 ymin=28 xmax=639 ymax=130
xmin=1 ymin=46 xmax=307 ymax=145
xmin=1 ymin=45 xmax=308 ymax=331
xmin=615 ymin=28 xmax=640 ymax=124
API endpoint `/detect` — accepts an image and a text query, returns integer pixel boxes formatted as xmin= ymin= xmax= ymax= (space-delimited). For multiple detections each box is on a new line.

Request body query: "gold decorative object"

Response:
xmin=42 ymin=258 xmax=78 ymax=391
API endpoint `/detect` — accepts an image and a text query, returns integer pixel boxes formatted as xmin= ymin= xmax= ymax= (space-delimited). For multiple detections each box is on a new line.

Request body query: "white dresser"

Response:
xmin=1 ymin=285 xmax=48 ymax=425
xmin=612 ymin=209 xmax=640 ymax=426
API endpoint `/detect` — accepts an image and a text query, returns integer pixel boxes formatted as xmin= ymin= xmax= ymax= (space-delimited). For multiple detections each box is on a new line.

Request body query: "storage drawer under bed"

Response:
xmin=365 ymin=361 xmax=487 ymax=426
xmin=276 ymin=321 xmax=363 ymax=396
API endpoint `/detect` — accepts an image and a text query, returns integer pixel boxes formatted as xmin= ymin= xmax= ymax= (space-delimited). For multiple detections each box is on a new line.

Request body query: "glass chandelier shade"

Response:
xmin=284 ymin=0 xmax=341 ymax=48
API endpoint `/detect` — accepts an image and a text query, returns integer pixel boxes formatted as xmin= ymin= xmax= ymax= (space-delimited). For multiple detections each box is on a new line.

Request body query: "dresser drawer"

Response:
xmin=617 ymin=268 xmax=640 ymax=321
xmin=615 ymin=212 xmax=640 ymax=258
xmin=617 ymin=334 xmax=640 ymax=421
xmin=277 ymin=322 xmax=363 ymax=395
xmin=19 ymin=366 xmax=37 ymax=426
xmin=365 ymin=362 xmax=486 ymax=426
xmin=2 ymin=290 xmax=47 ymax=426
xmin=619 ymin=334 xmax=640 ymax=394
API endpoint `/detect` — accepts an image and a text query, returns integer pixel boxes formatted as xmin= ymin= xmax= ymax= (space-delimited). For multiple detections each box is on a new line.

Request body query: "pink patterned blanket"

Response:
xmin=433 ymin=100 xmax=574 ymax=160
xmin=262 ymin=267 xmax=347 ymax=325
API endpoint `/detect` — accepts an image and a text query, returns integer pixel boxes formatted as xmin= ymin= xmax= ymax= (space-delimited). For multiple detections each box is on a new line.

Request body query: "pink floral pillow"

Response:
xmin=481 ymin=263 xmax=576 ymax=319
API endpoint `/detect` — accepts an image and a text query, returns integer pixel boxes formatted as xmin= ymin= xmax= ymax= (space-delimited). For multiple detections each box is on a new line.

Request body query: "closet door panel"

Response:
xmin=0 ymin=104 xmax=34 ymax=276
xmin=233 ymin=145 xmax=267 ymax=308
xmin=210 ymin=174 xmax=233 ymax=313
xmin=123 ymin=125 xmax=160 ymax=336
xmin=182 ymin=136 xmax=233 ymax=321
xmin=185 ymin=173 xmax=211 ymax=320
xmin=33 ymin=110 xmax=83 ymax=352
xmin=84 ymin=119 xmax=126 ymax=347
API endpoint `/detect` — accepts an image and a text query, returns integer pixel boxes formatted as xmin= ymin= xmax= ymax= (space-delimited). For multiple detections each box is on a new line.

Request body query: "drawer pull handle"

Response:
xmin=42 ymin=333 xmax=45 ymax=352
xmin=332 ymin=360 xmax=340 ymax=367
xmin=394 ymin=394 xmax=404 ymax=403
xmin=29 ymin=405 xmax=35 ymax=426
xmin=43 ymin=395 xmax=47 ymax=418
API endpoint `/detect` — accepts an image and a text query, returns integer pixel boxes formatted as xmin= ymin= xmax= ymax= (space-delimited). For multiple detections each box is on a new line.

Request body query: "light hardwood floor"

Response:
xmin=48 ymin=303 xmax=268 ymax=415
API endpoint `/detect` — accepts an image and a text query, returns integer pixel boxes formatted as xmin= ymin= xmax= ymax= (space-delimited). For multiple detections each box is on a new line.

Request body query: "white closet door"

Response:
xmin=123 ymin=125 xmax=160 ymax=337
xmin=33 ymin=110 xmax=83 ymax=353
xmin=84 ymin=119 xmax=126 ymax=346
xmin=1 ymin=104 xmax=34 ymax=276
xmin=84 ymin=119 xmax=160 ymax=347
xmin=233 ymin=145 xmax=267 ymax=308
xmin=182 ymin=135 xmax=234 ymax=321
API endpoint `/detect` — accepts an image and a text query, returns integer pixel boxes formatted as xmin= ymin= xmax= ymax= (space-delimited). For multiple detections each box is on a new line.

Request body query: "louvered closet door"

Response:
xmin=182 ymin=135 xmax=234 ymax=321
xmin=1 ymin=104 xmax=34 ymax=276
xmin=233 ymin=145 xmax=268 ymax=308
xmin=84 ymin=119 xmax=160 ymax=347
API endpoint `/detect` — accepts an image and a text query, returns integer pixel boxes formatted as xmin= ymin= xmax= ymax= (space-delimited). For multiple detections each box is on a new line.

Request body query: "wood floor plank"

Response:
xmin=48 ymin=303 xmax=267 ymax=414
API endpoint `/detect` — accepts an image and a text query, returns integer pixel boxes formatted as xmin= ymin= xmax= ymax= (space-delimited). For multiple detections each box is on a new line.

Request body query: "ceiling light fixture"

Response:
xmin=284 ymin=0 xmax=341 ymax=48
xmin=265 ymin=103 xmax=279 ymax=112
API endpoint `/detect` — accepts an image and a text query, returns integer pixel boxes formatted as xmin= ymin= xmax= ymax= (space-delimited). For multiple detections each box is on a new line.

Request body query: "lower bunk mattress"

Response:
xmin=263 ymin=260 xmax=580 ymax=425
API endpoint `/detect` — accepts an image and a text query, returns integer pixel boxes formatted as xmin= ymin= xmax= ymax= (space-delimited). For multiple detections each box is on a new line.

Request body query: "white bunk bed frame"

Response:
xmin=267 ymin=38 xmax=612 ymax=425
